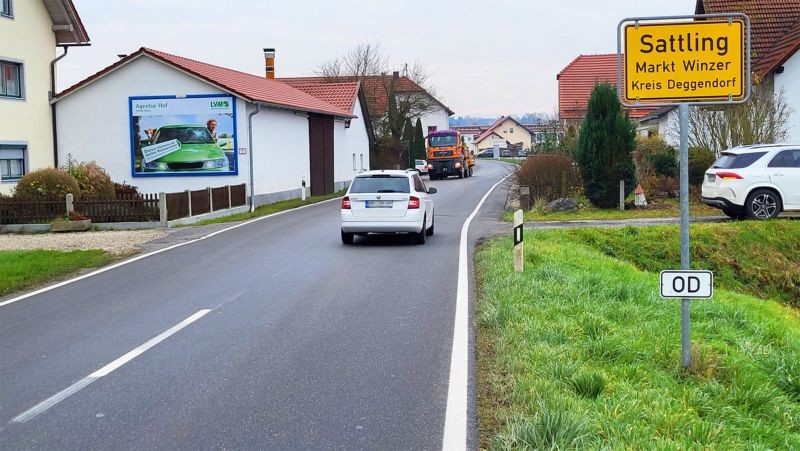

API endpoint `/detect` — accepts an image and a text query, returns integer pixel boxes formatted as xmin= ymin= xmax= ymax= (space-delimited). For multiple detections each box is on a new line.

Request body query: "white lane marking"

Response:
xmin=442 ymin=172 xmax=513 ymax=450
xmin=0 ymin=197 xmax=342 ymax=309
xmin=11 ymin=309 xmax=211 ymax=424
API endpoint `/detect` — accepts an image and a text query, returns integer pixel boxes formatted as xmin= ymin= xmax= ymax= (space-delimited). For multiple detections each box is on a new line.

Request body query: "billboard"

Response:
xmin=130 ymin=94 xmax=237 ymax=177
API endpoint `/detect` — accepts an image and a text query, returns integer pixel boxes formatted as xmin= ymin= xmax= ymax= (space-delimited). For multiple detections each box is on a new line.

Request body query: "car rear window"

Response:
xmin=712 ymin=152 xmax=767 ymax=169
xmin=349 ymin=175 xmax=410 ymax=193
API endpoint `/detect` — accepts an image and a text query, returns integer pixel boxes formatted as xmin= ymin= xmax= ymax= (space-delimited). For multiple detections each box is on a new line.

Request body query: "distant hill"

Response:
xmin=450 ymin=113 xmax=556 ymax=127
xmin=449 ymin=116 xmax=496 ymax=126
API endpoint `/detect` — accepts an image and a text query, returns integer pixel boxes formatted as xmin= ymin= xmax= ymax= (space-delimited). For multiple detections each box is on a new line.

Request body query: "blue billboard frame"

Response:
xmin=128 ymin=93 xmax=238 ymax=178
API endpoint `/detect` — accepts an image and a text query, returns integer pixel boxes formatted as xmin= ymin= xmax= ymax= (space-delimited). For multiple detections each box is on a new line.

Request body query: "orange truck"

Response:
xmin=426 ymin=129 xmax=474 ymax=180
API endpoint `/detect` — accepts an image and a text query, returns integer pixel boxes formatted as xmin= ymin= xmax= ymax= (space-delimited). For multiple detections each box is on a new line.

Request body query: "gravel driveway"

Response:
xmin=0 ymin=230 xmax=168 ymax=255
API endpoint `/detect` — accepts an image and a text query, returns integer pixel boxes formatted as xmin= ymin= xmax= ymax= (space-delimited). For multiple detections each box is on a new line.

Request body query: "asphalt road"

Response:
xmin=0 ymin=160 xmax=515 ymax=450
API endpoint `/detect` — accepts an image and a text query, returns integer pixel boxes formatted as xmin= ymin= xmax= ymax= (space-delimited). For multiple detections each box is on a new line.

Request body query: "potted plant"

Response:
xmin=51 ymin=211 xmax=92 ymax=232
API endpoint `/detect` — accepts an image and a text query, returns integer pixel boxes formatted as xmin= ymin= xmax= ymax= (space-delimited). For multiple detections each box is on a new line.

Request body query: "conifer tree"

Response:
xmin=574 ymin=83 xmax=637 ymax=208
xmin=412 ymin=118 xmax=426 ymax=160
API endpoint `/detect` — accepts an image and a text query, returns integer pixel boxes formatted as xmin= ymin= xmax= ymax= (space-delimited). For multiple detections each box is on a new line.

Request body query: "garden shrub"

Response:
xmin=516 ymin=155 xmax=582 ymax=202
xmin=648 ymin=151 xmax=678 ymax=178
xmin=689 ymin=147 xmax=716 ymax=186
xmin=113 ymin=181 xmax=141 ymax=197
xmin=14 ymin=168 xmax=79 ymax=199
xmin=64 ymin=158 xmax=115 ymax=200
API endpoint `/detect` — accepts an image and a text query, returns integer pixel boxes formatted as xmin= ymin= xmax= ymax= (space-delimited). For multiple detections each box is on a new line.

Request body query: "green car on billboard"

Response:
xmin=140 ymin=124 xmax=229 ymax=172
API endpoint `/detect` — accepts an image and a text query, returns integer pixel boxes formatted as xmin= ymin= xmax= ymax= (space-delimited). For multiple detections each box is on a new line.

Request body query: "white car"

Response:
xmin=341 ymin=170 xmax=436 ymax=244
xmin=702 ymin=144 xmax=800 ymax=219
xmin=414 ymin=159 xmax=429 ymax=175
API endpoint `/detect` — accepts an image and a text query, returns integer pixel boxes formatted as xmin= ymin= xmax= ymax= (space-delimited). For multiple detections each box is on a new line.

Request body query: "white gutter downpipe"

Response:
xmin=247 ymin=103 xmax=262 ymax=212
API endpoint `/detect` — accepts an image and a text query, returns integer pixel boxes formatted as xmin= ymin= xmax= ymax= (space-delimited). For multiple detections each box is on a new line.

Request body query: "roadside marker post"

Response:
xmin=618 ymin=13 xmax=750 ymax=368
xmin=513 ymin=209 xmax=523 ymax=273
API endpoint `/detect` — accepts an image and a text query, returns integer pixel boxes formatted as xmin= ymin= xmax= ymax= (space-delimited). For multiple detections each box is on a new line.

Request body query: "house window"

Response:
xmin=0 ymin=145 xmax=25 ymax=182
xmin=359 ymin=154 xmax=364 ymax=172
xmin=0 ymin=61 xmax=22 ymax=98
xmin=1 ymin=0 xmax=12 ymax=17
xmin=428 ymin=126 xmax=437 ymax=134
xmin=509 ymin=127 xmax=514 ymax=133
xmin=352 ymin=153 xmax=357 ymax=171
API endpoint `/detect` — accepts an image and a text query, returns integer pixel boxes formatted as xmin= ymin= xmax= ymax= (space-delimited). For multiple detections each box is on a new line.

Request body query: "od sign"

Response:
xmin=660 ymin=270 xmax=713 ymax=299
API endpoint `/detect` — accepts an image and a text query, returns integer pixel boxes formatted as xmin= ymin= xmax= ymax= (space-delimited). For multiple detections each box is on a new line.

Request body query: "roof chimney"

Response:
xmin=264 ymin=48 xmax=275 ymax=80
xmin=392 ymin=70 xmax=399 ymax=80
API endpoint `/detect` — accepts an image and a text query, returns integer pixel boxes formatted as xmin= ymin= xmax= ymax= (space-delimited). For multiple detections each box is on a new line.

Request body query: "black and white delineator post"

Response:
xmin=618 ymin=13 xmax=751 ymax=368
xmin=301 ymin=179 xmax=307 ymax=201
xmin=513 ymin=209 xmax=523 ymax=273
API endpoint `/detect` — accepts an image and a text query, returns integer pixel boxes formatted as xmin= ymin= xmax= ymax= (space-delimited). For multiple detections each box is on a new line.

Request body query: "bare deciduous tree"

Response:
xmin=675 ymin=80 xmax=793 ymax=154
xmin=314 ymin=43 xmax=386 ymax=81
xmin=316 ymin=43 xmax=443 ymax=167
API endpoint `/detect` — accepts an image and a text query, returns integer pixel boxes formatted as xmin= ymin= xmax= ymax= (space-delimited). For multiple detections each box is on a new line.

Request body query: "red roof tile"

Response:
xmin=697 ymin=0 xmax=800 ymax=76
xmin=56 ymin=48 xmax=354 ymax=118
xmin=278 ymin=75 xmax=454 ymax=118
xmin=557 ymin=54 xmax=656 ymax=121
xmin=279 ymin=81 xmax=360 ymax=113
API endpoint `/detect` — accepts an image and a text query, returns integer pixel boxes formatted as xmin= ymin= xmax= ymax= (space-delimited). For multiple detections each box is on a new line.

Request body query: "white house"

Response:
xmin=0 ymin=0 xmax=89 ymax=194
xmin=655 ymin=1 xmax=800 ymax=148
xmin=53 ymin=47 xmax=372 ymax=205
xmin=696 ymin=0 xmax=800 ymax=144
xmin=636 ymin=106 xmax=679 ymax=147
xmin=473 ymin=116 xmax=533 ymax=152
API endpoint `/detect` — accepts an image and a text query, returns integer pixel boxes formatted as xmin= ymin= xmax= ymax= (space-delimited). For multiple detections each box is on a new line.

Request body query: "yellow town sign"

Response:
xmin=624 ymin=20 xmax=745 ymax=103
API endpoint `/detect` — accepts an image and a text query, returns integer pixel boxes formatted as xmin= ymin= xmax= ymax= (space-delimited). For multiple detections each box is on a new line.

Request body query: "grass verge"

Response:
xmin=507 ymin=197 xmax=721 ymax=222
xmin=0 ymin=250 xmax=115 ymax=297
xmin=476 ymin=222 xmax=800 ymax=449
xmin=190 ymin=190 xmax=345 ymax=226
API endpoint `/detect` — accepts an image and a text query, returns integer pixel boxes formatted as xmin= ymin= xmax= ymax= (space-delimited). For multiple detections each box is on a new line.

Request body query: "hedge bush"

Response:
xmin=648 ymin=151 xmax=678 ymax=178
xmin=14 ymin=168 xmax=80 ymax=199
xmin=689 ymin=147 xmax=716 ymax=186
xmin=517 ymin=155 xmax=582 ymax=203
xmin=64 ymin=159 xmax=115 ymax=200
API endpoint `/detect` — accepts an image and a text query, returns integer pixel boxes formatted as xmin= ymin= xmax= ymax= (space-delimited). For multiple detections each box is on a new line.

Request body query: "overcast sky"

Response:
xmin=61 ymin=0 xmax=697 ymax=117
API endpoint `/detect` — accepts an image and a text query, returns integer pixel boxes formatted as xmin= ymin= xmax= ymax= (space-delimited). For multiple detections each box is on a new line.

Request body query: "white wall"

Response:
xmin=333 ymin=97 xmax=370 ymax=186
xmin=248 ymin=104 xmax=310 ymax=198
xmin=56 ymin=56 xmax=251 ymax=195
xmin=775 ymin=51 xmax=800 ymax=143
xmin=660 ymin=110 xmax=680 ymax=148
xmin=413 ymin=102 xmax=450 ymax=136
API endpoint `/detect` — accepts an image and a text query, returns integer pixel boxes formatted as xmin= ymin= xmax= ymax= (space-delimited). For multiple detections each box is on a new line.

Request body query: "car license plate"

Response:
xmin=365 ymin=200 xmax=392 ymax=208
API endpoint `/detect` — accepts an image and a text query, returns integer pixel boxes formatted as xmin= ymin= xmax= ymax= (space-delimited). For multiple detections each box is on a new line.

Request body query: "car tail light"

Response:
xmin=341 ymin=196 xmax=351 ymax=209
xmin=408 ymin=196 xmax=420 ymax=209
xmin=717 ymin=171 xmax=743 ymax=180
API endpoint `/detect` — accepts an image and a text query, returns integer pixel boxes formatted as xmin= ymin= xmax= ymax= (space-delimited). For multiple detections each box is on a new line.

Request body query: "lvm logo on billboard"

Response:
xmin=211 ymin=100 xmax=230 ymax=109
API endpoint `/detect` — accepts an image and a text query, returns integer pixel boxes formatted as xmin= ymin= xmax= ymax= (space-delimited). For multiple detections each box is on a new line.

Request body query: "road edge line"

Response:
xmin=442 ymin=172 xmax=513 ymax=450
xmin=0 ymin=197 xmax=342 ymax=309
xmin=11 ymin=309 xmax=211 ymax=424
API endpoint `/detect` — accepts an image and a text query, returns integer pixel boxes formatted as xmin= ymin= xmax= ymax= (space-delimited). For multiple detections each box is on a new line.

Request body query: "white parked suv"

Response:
xmin=702 ymin=144 xmax=800 ymax=219
xmin=341 ymin=170 xmax=436 ymax=244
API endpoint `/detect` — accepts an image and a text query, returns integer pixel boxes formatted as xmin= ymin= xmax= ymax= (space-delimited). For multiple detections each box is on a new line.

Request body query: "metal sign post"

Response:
xmin=678 ymin=102 xmax=691 ymax=367
xmin=513 ymin=210 xmax=523 ymax=272
xmin=618 ymin=13 xmax=750 ymax=368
